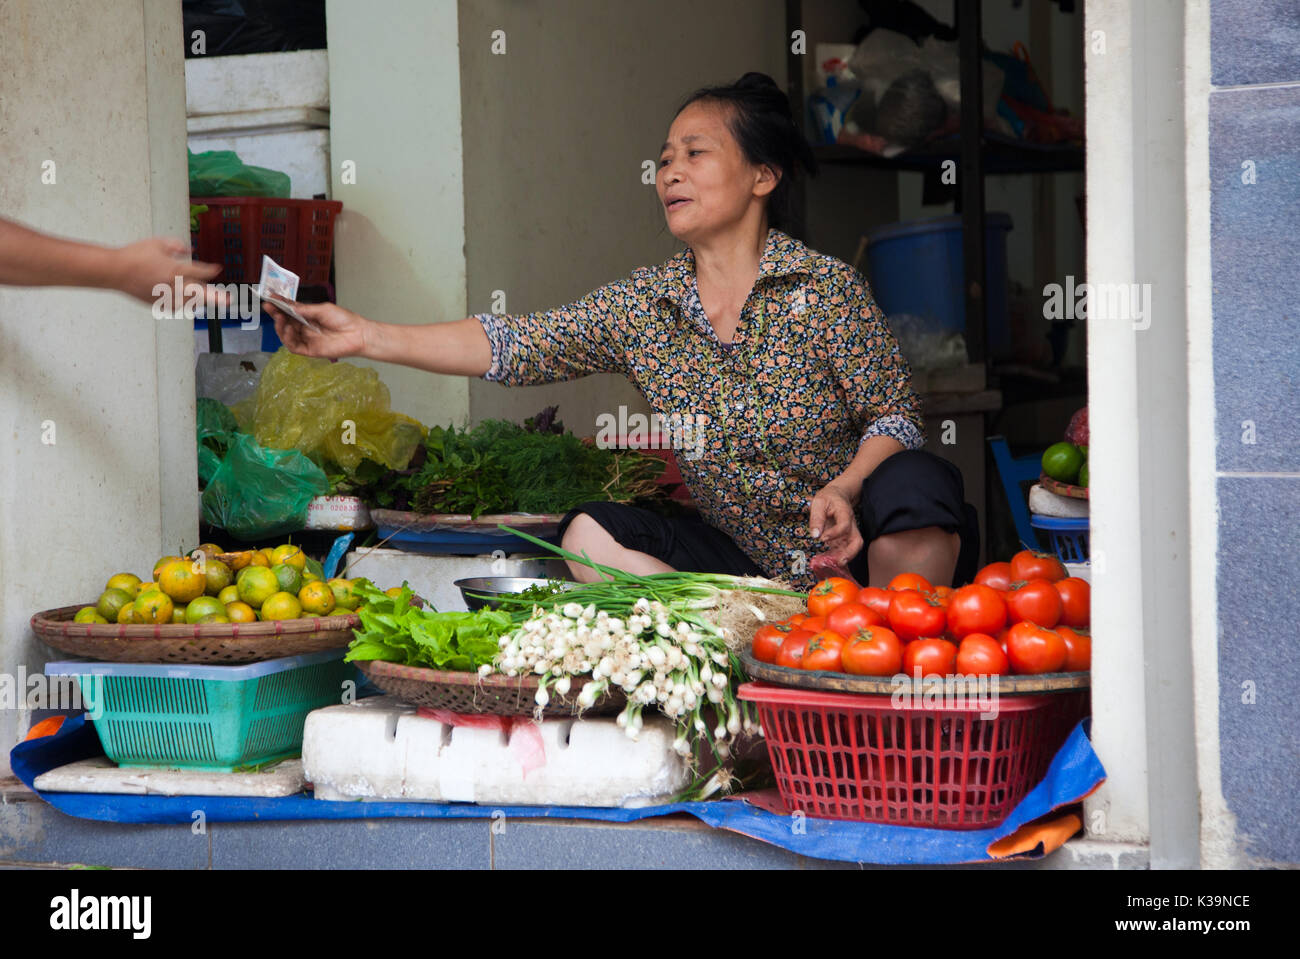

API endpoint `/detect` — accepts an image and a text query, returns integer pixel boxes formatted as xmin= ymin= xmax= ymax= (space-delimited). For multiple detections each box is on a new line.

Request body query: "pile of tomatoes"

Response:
xmin=751 ymin=550 xmax=1091 ymax=678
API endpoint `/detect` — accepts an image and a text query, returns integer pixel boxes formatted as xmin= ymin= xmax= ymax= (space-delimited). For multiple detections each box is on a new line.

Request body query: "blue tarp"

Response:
xmin=11 ymin=715 xmax=1105 ymax=865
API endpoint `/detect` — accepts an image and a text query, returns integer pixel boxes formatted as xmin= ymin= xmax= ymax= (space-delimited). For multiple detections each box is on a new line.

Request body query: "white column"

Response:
xmin=0 ymin=0 xmax=197 ymax=763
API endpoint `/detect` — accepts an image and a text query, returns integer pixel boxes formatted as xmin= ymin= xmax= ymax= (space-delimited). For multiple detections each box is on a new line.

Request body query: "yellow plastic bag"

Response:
xmin=234 ymin=349 xmax=425 ymax=475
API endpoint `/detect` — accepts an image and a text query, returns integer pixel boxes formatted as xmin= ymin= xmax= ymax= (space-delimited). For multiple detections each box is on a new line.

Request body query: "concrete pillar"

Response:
xmin=0 ymin=0 xmax=197 ymax=764
xmin=324 ymin=0 xmax=470 ymax=429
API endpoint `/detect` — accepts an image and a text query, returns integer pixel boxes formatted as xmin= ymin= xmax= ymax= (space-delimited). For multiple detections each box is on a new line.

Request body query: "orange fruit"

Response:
xmin=260 ymin=591 xmax=302 ymax=621
xmin=225 ymin=551 xmax=254 ymax=571
xmin=271 ymin=544 xmax=307 ymax=571
xmin=197 ymin=613 xmax=230 ymax=624
xmin=105 ymin=573 xmax=142 ymax=598
xmin=236 ymin=566 xmax=279 ymax=609
xmin=247 ymin=552 xmax=271 ymax=568
xmin=203 ymin=558 xmax=232 ymax=596
xmin=299 ymin=581 xmax=336 ymax=616
xmin=117 ymin=604 xmax=135 ymax=624
xmin=185 ymin=596 xmax=226 ymax=624
xmin=158 ymin=560 xmax=205 ymax=603
xmin=96 ymin=588 xmax=134 ymax=622
xmin=153 ymin=556 xmax=185 ymax=580
xmin=74 ymin=607 xmax=108 ymax=624
xmin=133 ymin=590 xmax=174 ymax=625
xmin=327 ymin=578 xmax=359 ymax=611
xmin=217 ymin=585 xmax=240 ymax=605
xmin=271 ymin=563 xmax=303 ymax=595
xmin=171 ymin=605 xmax=187 ymax=623
xmin=225 ymin=601 xmax=256 ymax=623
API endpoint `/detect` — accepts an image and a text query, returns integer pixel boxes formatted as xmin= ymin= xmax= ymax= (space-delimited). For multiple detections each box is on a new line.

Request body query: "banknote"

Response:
xmin=255 ymin=255 xmax=319 ymax=332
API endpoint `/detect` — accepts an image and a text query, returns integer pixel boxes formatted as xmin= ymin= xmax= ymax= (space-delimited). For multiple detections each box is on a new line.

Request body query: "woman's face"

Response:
xmin=656 ymin=100 xmax=778 ymax=244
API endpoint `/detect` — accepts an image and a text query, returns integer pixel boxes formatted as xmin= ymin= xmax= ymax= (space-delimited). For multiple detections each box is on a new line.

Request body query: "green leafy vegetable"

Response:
xmin=344 ymin=578 xmax=512 ymax=671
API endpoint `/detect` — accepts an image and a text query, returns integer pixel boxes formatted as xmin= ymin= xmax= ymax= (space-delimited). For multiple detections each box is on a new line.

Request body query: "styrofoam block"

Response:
xmin=302 ymin=696 xmax=424 ymax=801
xmin=302 ymin=696 xmax=690 ymax=807
xmin=340 ymin=548 xmax=569 ymax=613
xmin=186 ymin=50 xmax=329 ymax=116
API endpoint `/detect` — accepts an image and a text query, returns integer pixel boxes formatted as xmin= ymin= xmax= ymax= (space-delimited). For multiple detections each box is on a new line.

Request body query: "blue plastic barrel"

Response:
xmin=864 ymin=213 xmax=1013 ymax=354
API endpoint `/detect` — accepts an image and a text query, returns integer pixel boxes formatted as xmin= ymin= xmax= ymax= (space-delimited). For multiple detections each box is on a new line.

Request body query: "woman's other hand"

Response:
xmin=808 ymin=482 xmax=864 ymax=566
xmin=266 ymin=301 xmax=369 ymax=359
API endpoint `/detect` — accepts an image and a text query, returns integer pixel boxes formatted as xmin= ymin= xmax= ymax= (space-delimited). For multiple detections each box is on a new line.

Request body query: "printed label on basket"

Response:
xmin=255 ymin=255 xmax=319 ymax=331
xmin=305 ymin=495 xmax=372 ymax=530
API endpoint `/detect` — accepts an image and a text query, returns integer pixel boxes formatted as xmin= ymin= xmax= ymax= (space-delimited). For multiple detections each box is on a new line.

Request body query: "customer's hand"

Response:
xmin=266 ymin=301 xmax=369 ymax=359
xmin=112 ymin=236 xmax=229 ymax=308
xmin=809 ymin=483 xmax=864 ymax=566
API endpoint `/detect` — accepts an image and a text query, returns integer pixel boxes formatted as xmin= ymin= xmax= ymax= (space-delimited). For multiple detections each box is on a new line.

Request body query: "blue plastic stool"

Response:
xmin=988 ymin=436 xmax=1044 ymax=551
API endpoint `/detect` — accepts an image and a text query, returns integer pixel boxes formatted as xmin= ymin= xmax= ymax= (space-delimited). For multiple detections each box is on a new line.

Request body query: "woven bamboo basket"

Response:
xmin=31 ymin=605 xmax=359 ymax=665
xmin=356 ymin=659 xmax=626 ymax=717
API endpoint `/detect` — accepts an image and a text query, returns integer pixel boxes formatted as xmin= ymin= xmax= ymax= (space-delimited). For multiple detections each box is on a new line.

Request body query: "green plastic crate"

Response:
xmin=46 ymin=650 xmax=352 ymax=772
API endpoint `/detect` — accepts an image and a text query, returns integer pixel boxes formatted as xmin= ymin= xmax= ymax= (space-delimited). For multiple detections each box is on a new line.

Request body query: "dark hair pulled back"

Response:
xmin=674 ymin=72 xmax=818 ymax=232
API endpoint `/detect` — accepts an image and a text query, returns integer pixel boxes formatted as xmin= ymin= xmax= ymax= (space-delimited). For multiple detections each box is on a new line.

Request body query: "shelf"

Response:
xmin=813 ymin=133 xmax=1084 ymax=175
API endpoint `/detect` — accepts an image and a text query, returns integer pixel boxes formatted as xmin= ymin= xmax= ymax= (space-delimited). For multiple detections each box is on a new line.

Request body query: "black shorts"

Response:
xmin=556 ymin=450 xmax=980 ymax=587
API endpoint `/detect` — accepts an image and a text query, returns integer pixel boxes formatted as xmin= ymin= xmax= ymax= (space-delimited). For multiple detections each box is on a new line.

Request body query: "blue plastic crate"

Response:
xmin=1029 ymin=514 xmax=1090 ymax=565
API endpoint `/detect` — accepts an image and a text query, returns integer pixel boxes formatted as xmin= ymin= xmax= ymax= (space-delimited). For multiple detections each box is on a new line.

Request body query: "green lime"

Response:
xmin=1078 ymin=462 xmax=1090 ymax=488
xmin=95 ymin=588 xmax=134 ymax=622
xmin=1042 ymin=442 xmax=1084 ymax=484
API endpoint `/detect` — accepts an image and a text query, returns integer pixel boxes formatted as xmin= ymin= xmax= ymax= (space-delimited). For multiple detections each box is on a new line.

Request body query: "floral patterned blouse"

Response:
xmin=474 ymin=227 xmax=925 ymax=587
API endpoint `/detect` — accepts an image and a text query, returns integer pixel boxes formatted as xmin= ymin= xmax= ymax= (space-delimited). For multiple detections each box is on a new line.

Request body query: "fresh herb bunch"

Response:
xmin=344 ymin=579 xmax=510 ymax=671
xmin=407 ymin=414 xmax=666 ymax=517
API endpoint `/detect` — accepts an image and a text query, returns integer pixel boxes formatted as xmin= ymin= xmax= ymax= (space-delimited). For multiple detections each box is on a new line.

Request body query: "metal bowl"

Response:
xmin=453 ymin=577 xmax=575 ymax=611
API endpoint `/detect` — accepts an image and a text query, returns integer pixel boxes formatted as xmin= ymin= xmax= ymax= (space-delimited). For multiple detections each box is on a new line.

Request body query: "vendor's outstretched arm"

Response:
xmin=267 ymin=301 xmax=492 ymax=377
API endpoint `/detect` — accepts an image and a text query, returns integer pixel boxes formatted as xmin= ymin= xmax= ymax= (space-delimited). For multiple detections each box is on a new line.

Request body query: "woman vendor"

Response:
xmin=268 ymin=72 xmax=979 ymax=591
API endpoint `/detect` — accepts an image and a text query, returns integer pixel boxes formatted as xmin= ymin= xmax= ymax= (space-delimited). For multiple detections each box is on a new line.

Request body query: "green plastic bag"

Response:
xmin=234 ymin=349 xmax=425 ymax=476
xmin=196 ymin=397 xmax=238 ymax=486
xmin=189 ymin=148 xmax=291 ymax=198
xmin=200 ymin=433 xmax=330 ymax=541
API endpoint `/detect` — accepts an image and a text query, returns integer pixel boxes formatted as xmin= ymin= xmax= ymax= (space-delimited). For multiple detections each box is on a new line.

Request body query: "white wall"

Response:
xmin=457 ymin=0 xmax=789 ymax=433
xmin=325 ymin=0 xmax=469 ymax=429
xmin=0 ymin=0 xmax=196 ymax=763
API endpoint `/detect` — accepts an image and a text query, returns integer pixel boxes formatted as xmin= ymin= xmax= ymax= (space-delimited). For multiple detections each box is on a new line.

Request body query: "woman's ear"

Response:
xmin=754 ymin=164 xmax=781 ymax=199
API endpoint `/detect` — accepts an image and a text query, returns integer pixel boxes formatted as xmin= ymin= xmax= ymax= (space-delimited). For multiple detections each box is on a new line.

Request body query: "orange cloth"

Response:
xmin=986 ymin=782 xmax=1103 ymax=858
xmin=24 ymin=716 xmax=66 ymax=741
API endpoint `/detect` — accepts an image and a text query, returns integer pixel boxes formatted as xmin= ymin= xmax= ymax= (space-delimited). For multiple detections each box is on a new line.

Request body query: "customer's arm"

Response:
xmin=0 ymin=215 xmax=226 ymax=305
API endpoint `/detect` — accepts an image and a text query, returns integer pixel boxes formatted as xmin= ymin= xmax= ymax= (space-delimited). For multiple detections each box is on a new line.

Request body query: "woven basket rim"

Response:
xmin=32 ymin=604 xmax=360 ymax=642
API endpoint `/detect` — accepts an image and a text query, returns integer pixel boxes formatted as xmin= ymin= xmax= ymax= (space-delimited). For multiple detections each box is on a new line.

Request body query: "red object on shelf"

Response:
xmin=191 ymin=196 xmax=343 ymax=286
xmin=738 ymin=681 xmax=1088 ymax=829
xmin=613 ymin=433 xmax=692 ymax=504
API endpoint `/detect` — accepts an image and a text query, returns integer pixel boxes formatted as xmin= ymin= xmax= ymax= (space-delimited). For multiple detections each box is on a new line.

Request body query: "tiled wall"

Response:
xmin=1209 ymin=0 xmax=1300 ymax=866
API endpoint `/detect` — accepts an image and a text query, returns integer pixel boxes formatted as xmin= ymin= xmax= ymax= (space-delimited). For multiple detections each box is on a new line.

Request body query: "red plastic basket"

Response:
xmin=191 ymin=196 xmax=343 ymax=286
xmin=739 ymin=682 xmax=1089 ymax=829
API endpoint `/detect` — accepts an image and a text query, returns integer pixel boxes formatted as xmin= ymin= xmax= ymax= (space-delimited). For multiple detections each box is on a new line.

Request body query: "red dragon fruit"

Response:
xmin=1065 ymin=407 xmax=1089 ymax=446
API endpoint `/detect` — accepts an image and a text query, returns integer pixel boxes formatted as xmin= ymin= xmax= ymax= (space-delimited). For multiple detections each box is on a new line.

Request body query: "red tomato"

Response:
xmin=903 ymin=637 xmax=958 ymax=678
xmin=841 ymin=626 xmax=904 ymax=676
xmin=807 ymin=577 xmax=859 ymax=618
xmin=787 ymin=613 xmax=809 ymax=627
xmin=955 ymin=633 xmax=1010 ymax=676
xmin=1054 ymin=577 xmax=1091 ymax=628
xmin=775 ymin=629 xmax=815 ymax=669
xmin=887 ymin=589 xmax=948 ymax=643
xmin=889 ymin=572 xmax=933 ymax=593
xmin=1057 ymin=626 xmax=1092 ymax=671
xmin=1005 ymin=579 xmax=1063 ymax=628
xmin=974 ymin=561 xmax=1013 ymax=592
xmin=752 ymin=623 xmax=793 ymax=663
xmin=1004 ymin=621 xmax=1067 ymax=674
xmin=946 ymin=584 xmax=1008 ymax=639
xmin=826 ymin=602 xmax=883 ymax=637
xmin=928 ymin=585 xmax=953 ymax=608
xmin=857 ymin=586 xmax=894 ymax=618
xmin=801 ymin=630 xmax=845 ymax=672
xmin=801 ymin=616 xmax=827 ymax=633
xmin=1009 ymin=550 xmax=1067 ymax=584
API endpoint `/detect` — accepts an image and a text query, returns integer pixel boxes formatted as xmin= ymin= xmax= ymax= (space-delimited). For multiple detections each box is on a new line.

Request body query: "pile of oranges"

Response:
xmin=75 ymin=542 xmax=370 ymax=626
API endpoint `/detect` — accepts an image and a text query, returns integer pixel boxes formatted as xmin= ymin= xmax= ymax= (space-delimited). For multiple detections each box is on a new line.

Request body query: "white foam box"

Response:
xmin=340 ymin=548 xmax=569 ymax=612
xmin=302 ymin=696 xmax=690 ymax=808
